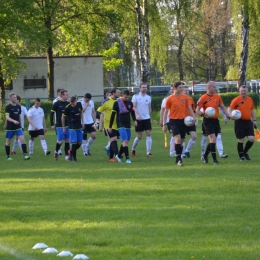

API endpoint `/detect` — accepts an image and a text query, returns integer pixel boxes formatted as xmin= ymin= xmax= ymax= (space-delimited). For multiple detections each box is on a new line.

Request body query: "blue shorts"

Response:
xmin=6 ymin=129 xmax=24 ymax=139
xmin=57 ymin=127 xmax=70 ymax=141
xmin=69 ymin=129 xmax=83 ymax=143
xmin=118 ymin=128 xmax=131 ymax=142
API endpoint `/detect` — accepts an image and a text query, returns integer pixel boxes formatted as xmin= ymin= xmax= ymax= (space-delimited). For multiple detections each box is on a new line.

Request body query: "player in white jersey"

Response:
xmin=131 ymin=82 xmax=153 ymax=157
xmin=53 ymin=88 xmax=63 ymax=155
xmin=10 ymin=95 xmax=28 ymax=154
xmin=160 ymin=86 xmax=175 ymax=156
xmin=27 ymin=98 xmax=50 ymax=155
xmin=78 ymin=93 xmax=96 ymax=156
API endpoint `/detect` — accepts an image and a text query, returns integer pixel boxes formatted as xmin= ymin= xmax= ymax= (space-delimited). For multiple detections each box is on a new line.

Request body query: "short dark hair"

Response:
xmin=57 ymin=88 xmax=63 ymax=94
xmin=123 ymin=89 xmax=130 ymax=95
xmin=172 ymin=81 xmax=184 ymax=89
xmin=35 ymin=98 xmax=41 ymax=102
xmin=111 ymin=88 xmax=119 ymax=94
xmin=61 ymin=90 xmax=68 ymax=96
xmin=84 ymin=93 xmax=92 ymax=99
xmin=140 ymin=82 xmax=149 ymax=88
xmin=70 ymin=96 xmax=76 ymax=103
xmin=16 ymin=95 xmax=21 ymax=102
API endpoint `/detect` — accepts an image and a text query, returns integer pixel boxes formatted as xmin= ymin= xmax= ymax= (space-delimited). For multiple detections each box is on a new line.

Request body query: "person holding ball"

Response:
xmin=228 ymin=85 xmax=257 ymax=161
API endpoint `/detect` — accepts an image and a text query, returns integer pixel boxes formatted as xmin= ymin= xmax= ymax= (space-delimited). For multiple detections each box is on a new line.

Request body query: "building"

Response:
xmin=5 ymin=56 xmax=104 ymax=101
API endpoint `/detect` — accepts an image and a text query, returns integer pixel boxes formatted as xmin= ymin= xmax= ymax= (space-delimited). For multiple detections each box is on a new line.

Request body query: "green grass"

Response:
xmin=0 ymin=119 xmax=260 ymax=260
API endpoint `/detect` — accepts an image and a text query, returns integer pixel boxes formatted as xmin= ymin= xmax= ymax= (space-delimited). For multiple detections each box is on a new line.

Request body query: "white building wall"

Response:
xmin=6 ymin=56 xmax=104 ymax=102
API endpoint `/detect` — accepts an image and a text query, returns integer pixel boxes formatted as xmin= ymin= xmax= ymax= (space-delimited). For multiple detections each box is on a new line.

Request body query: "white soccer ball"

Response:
xmin=205 ymin=107 xmax=216 ymax=118
xmin=231 ymin=109 xmax=242 ymax=120
xmin=184 ymin=116 xmax=193 ymax=126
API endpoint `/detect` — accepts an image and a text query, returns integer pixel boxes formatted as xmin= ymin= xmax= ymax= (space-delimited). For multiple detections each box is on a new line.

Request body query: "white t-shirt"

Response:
xmin=78 ymin=98 xmax=95 ymax=124
xmin=27 ymin=106 xmax=45 ymax=131
xmin=161 ymin=97 xmax=170 ymax=123
xmin=132 ymin=93 xmax=151 ymax=120
xmin=20 ymin=105 xmax=28 ymax=128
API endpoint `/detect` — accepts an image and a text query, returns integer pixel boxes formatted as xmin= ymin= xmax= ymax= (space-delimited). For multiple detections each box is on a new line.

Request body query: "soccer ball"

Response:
xmin=184 ymin=116 xmax=193 ymax=126
xmin=205 ymin=107 xmax=216 ymax=118
xmin=231 ymin=109 xmax=242 ymax=120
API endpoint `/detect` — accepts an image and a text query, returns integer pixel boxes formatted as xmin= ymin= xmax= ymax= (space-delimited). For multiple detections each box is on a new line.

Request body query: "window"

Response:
xmin=5 ymin=81 xmax=13 ymax=90
xmin=24 ymin=79 xmax=46 ymax=90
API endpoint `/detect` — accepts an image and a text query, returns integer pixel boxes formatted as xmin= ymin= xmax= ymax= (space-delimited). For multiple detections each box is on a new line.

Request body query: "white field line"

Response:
xmin=0 ymin=243 xmax=36 ymax=260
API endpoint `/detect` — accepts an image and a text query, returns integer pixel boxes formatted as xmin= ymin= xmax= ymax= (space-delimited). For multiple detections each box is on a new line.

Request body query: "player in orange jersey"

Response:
xmin=228 ymin=85 xmax=257 ymax=161
xmin=196 ymin=81 xmax=230 ymax=165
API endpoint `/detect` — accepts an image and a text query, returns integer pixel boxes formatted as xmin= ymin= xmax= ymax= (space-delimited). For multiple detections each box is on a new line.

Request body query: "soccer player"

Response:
xmin=160 ymin=85 xmax=175 ymax=156
xmin=4 ymin=93 xmax=30 ymax=160
xmin=62 ymin=96 xmax=84 ymax=162
xmin=53 ymin=88 xmax=63 ymax=155
xmin=50 ymin=90 xmax=70 ymax=160
xmin=162 ymin=82 xmax=196 ymax=166
xmin=8 ymin=95 xmax=28 ymax=154
xmin=27 ymin=98 xmax=50 ymax=155
xmin=109 ymin=89 xmax=137 ymax=163
xmin=200 ymin=107 xmax=228 ymax=159
xmin=78 ymin=93 xmax=96 ymax=156
xmin=182 ymin=85 xmax=197 ymax=158
xmin=196 ymin=81 xmax=230 ymax=165
xmin=97 ymin=88 xmax=121 ymax=162
xmin=131 ymin=82 xmax=153 ymax=157
xmin=228 ymin=85 xmax=257 ymax=161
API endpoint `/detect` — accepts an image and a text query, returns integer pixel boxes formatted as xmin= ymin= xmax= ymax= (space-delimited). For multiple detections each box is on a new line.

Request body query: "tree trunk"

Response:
xmin=135 ymin=0 xmax=149 ymax=84
xmin=221 ymin=31 xmax=227 ymax=80
xmin=239 ymin=7 xmax=249 ymax=87
xmin=0 ymin=64 xmax=5 ymax=100
xmin=177 ymin=29 xmax=184 ymax=80
xmin=143 ymin=0 xmax=150 ymax=84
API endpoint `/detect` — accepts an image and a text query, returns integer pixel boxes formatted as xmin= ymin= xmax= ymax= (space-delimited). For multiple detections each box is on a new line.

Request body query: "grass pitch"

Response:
xmin=0 ymin=120 xmax=260 ymax=260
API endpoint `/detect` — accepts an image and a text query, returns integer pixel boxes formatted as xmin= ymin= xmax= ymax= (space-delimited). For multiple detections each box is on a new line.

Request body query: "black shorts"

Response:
xmin=104 ymin=129 xmax=120 ymax=139
xmin=135 ymin=119 xmax=152 ymax=132
xmin=166 ymin=122 xmax=172 ymax=134
xmin=169 ymin=119 xmax=187 ymax=139
xmin=234 ymin=120 xmax=254 ymax=139
xmin=83 ymin=124 xmax=96 ymax=140
xmin=29 ymin=129 xmax=44 ymax=138
xmin=202 ymin=118 xmax=220 ymax=136
xmin=187 ymin=124 xmax=196 ymax=135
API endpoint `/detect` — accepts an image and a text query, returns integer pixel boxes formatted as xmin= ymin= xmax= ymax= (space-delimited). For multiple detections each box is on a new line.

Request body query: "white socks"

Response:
xmin=132 ymin=137 xmax=140 ymax=150
xmin=216 ymin=134 xmax=224 ymax=156
xmin=146 ymin=136 xmax=152 ymax=154
xmin=41 ymin=139 xmax=48 ymax=153
xmin=82 ymin=140 xmax=87 ymax=153
xmin=29 ymin=140 xmax=34 ymax=153
xmin=186 ymin=139 xmax=196 ymax=152
xmin=201 ymin=135 xmax=207 ymax=155
xmin=170 ymin=136 xmax=175 ymax=154
xmin=87 ymin=137 xmax=95 ymax=150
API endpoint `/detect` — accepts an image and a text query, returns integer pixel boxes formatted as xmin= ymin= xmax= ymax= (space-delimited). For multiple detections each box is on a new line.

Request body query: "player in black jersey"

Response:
xmin=109 ymin=90 xmax=137 ymax=163
xmin=5 ymin=93 xmax=30 ymax=160
xmin=62 ymin=96 xmax=84 ymax=162
xmin=50 ymin=90 xmax=70 ymax=160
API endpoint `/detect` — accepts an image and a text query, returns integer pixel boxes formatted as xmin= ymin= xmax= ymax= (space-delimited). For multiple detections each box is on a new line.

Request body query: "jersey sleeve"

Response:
xmin=229 ymin=97 xmax=237 ymax=109
xmin=132 ymin=94 xmax=137 ymax=103
xmin=27 ymin=109 xmax=33 ymax=118
xmin=63 ymin=105 xmax=70 ymax=117
xmin=5 ymin=105 xmax=11 ymax=114
xmin=161 ymin=98 xmax=166 ymax=108
xmin=218 ymin=95 xmax=223 ymax=105
xmin=51 ymin=102 xmax=57 ymax=112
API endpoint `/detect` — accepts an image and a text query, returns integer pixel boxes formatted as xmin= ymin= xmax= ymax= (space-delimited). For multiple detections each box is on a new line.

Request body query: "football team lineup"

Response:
xmin=3 ymin=81 xmax=257 ymax=166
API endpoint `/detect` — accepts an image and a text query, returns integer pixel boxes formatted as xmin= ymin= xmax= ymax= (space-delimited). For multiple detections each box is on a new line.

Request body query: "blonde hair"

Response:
xmin=8 ymin=92 xmax=16 ymax=98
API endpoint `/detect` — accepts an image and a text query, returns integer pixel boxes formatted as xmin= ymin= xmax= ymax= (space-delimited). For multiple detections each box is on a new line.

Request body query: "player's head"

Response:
xmin=9 ymin=92 xmax=17 ymax=104
xmin=70 ymin=96 xmax=77 ymax=107
xmin=111 ymin=88 xmax=120 ymax=98
xmin=105 ymin=91 xmax=111 ymax=98
xmin=207 ymin=81 xmax=216 ymax=94
xmin=84 ymin=93 xmax=92 ymax=103
xmin=121 ymin=89 xmax=130 ymax=101
xmin=60 ymin=90 xmax=68 ymax=101
xmin=169 ymin=86 xmax=174 ymax=95
xmin=172 ymin=81 xmax=184 ymax=95
xmin=16 ymin=95 xmax=21 ymax=104
xmin=57 ymin=88 xmax=63 ymax=97
xmin=34 ymin=98 xmax=41 ymax=108
xmin=140 ymin=82 xmax=149 ymax=94
xmin=239 ymin=85 xmax=248 ymax=97
xmin=182 ymin=85 xmax=189 ymax=95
